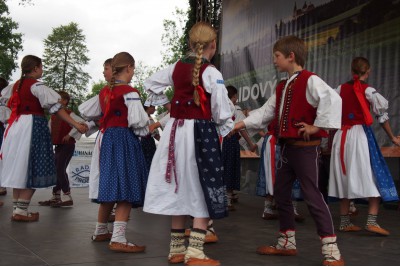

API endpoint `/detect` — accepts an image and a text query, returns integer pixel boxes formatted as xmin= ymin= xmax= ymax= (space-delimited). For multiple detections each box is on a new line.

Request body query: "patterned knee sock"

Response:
xmin=12 ymin=198 xmax=17 ymax=214
xmin=366 ymin=214 xmax=379 ymax=226
xmin=185 ymin=228 xmax=207 ymax=261
xmin=339 ymin=215 xmax=352 ymax=230
xmin=15 ymin=199 xmax=30 ymax=216
xmin=169 ymin=229 xmax=186 ymax=257
xmin=95 ymin=222 xmax=109 ymax=235
xmin=111 ymin=221 xmax=127 ymax=243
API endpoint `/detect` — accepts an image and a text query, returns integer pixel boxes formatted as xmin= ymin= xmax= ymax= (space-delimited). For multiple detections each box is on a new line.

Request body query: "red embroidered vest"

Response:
xmin=12 ymin=78 xmax=45 ymax=116
xmin=340 ymin=81 xmax=370 ymax=126
xmin=170 ymin=60 xmax=212 ymax=120
xmin=51 ymin=109 xmax=75 ymax=144
xmin=275 ymin=70 xmax=327 ymax=139
xmin=99 ymin=84 xmax=138 ymax=131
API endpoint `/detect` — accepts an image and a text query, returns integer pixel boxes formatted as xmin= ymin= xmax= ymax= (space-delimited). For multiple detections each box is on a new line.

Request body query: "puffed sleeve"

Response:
xmin=144 ymin=62 xmax=176 ymax=104
xmin=30 ymin=82 xmax=62 ymax=114
xmin=365 ymin=87 xmax=389 ymax=123
xmin=243 ymin=95 xmax=276 ymax=130
xmin=78 ymin=95 xmax=102 ymax=121
xmin=84 ymin=120 xmax=99 ymax=137
xmin=306 ymin=76 xmax=342 ymax=129
xmin=68 ymin=112 xmax=85 ymax=140
xmin=124 ymin=91 xmax=149 ymax=136
xmin=158 ymin=112 xmax=171 ymax=129
xmin=0 ymin=84 xmax=12 ymax=123
xmin=201 ymin=66 xmax=234 ymax=137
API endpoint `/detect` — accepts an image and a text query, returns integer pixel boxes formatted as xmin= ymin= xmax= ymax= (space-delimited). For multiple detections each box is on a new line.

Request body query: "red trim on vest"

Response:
xmin=51 ymin=109 xmax=75 ymax=144
xmin=170 ymin=61 xmax=212 ymax=120
xmin=99 ymin=84 xmax=138 ymax=131
xmin=275 ymin=70 xmax=327 ymax=139
xmin=340 ymin=81 xmax=372 ymax=126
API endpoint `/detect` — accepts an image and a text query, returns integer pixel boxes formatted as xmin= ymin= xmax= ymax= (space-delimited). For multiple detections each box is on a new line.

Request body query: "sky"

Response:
xmin=7 ymin=0 xmax=189 ymax=93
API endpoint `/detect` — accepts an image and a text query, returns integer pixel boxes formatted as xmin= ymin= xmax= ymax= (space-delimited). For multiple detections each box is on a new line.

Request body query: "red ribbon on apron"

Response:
xmin=166 ymin=119 xmax=184 ymax=193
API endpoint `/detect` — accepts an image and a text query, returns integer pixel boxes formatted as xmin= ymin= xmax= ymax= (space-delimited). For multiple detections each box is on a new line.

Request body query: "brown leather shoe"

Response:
xmin=256 ymin=245 xmax=297 ymax=256
xmin=262 ymin=212 xmax=278 ymax=220
xmin=339 ymin=224 xmax=362 ymax=232
xmin=323 ymin=257 xmax=345 ymax=266
xmin=12 ymin=212 xmax=39 ymax=222
xmin=365 ymin=225 xmax=390 ymax=236
xmin=108 ymin=242 xmax=146 ymax=253
xmin=205 ymin=231 xmax=218 ymax=243
xmin=91 ymin=232 xmax=112 ymax=242
xmin=51 ymin=199 xmax=73 ymax=207
xmin=168 ymin=254 xmax=185 ymax=264
xmin=38 ymin=199 xmax=59 ymax=206
xmin=185 ymin=257 xmax=220 ymax=266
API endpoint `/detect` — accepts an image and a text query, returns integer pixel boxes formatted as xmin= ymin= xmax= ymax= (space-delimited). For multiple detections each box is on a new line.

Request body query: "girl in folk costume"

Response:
xmin=79 ymin=52 xmax=149 ymax=252
xmin=0 ymin=55 xmax=87 ymax=222
xmin=223 ymin=85 xmax=256 ymax=211
xmin=143 ymin=21 xmax=234 ymax=266
xmin=329 ymin=57 xmax=400 ymax=236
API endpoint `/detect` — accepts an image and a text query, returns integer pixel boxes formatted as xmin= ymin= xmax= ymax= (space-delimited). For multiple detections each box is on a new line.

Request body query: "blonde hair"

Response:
xmin=189 ymin=22 xmax=217 ymax=106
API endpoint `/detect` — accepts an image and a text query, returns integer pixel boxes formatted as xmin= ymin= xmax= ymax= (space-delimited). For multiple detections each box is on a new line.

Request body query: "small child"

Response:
xmin=328 ymin=57 xmax=400 ymax=236
xmin=223 ymin=85 xmax=257 ymax=211
xmin=234 ymin=36 xmax=344 ymax=266
xmin=38 ymin=91 xmax=84 ymax=207
xmin=79 ymin=52 xmax=149 ymax=252
xmin=0 ymin=55 xmax=87 ymax=222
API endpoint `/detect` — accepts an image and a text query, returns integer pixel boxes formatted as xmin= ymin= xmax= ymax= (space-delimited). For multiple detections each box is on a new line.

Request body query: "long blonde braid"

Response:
xmin=189 ymin=22 xmax=217 ymax=106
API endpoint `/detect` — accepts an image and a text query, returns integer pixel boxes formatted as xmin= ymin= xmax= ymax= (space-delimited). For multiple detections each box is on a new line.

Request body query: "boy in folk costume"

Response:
xmin=0 ymin=55 xmax=87 ymax=222
xmin=328 ymin=57 xmax=400 ymax=236
xmin=234 ymin=36 xmax=344 ymax=266
xmin=39 ymin=91 xmax=84 ymax=207
xmin=143 ymin=21 xmax=234 ymax=266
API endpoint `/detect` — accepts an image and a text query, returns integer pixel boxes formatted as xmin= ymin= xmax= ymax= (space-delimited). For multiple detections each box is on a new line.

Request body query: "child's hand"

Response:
xmin=391 ymin=136 xmax=400 ymax=146
xmin=76 ymin=122 xmax=88 ymax=134
xmin=62 ymin=135 xmax=71 ymax=143
xmin=250 ymin=143 xmax=258 ymax=153
xmin=296 ymin=122 xmax=320 ymax=141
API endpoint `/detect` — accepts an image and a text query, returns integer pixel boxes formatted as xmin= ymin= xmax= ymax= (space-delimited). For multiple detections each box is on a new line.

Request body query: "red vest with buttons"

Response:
xmin=275 ymin=70 xmax=327 ymax=139
xmin=51 ymin=109 xmax=75 ymax=144
xmin=340 ymin=81 xmax=370 ymax=126
xmin=99 ymin=84 xmax=138 ymax=131
xmin=12 ymin=78 xmax=45 ymax=116
xmin=170 ymin=60 xmax=212 ymax=120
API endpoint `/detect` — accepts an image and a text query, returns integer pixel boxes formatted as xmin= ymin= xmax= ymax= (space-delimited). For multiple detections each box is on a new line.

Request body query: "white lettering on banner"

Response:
xmin=238 ymin=77 xmax=277 ymax=103
xmin=68 ymin=140 xmax=95 ymax=187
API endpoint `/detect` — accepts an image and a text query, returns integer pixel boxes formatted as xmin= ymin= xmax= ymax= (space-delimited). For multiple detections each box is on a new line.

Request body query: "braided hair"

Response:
xmin=188 ymin=22 xmax=217 ymax=106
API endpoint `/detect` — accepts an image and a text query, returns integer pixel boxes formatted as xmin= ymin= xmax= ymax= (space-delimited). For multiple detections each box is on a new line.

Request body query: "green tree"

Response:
xmin=42 ymin=22 xmax=90 ymax=101
xmin=0 ymin=0 xmax=23 ymax=80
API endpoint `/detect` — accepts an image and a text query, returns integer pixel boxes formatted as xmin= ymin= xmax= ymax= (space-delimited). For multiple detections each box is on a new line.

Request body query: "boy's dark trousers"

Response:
xmin=52 ymin=144 xmax=75 ymax=194
xmin=274 ymin=144 xmax=335 ymax=237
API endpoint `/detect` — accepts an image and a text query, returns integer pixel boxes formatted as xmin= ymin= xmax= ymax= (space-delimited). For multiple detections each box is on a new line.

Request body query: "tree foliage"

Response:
xmin=42 ymin=22 xmax=90 ymax=101
xmin=0 ymin=0 xmax=23 ymax=80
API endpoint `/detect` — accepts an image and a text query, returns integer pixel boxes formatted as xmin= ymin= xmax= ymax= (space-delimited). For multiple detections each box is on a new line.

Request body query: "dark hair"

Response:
xmin=273 ymin=35 xmax=307 ymax=67
xmin=226 ymin=85 xmax=238 ymax=99
xmin=104 ymin=58 xmax=112 ymax=66
xmin=351 ymin=57 xmax=370 ymax=77
xmin=17 ymin=55 xmax=42 ymax=92
xmin=0 ymin=77 xmax=8 ymax=91
xmin=58 ymin=91 xmax=71 ymax=105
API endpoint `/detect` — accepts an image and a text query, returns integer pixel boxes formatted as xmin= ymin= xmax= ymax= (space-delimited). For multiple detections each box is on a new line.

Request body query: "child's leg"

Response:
xmin=262 ymin=194 xmax=278 ymax=220
xmin=185 ymin=217 xmax=219 ymax=266
xmin=365 ymin=197 xmax=389 ymax=236
xmin=109 ymin=201 xmax=145 ymax=252
xmin=168 ymin=215 xmax=187 ymax=263
xmin=339 ymin=198 xmax=361 ymax=232
xmin=92 ymin=202 xmax=114 ymax=242
xmin=52 ymin=144 xmax=75 ymax=207
xmin=12 ymin=188 xmax=38 ymax=222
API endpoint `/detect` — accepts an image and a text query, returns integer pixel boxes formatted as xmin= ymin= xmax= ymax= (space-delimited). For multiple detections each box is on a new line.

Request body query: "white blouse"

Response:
xmin=78 ymin=91 xmax=149 ymax=136
xmin=144 ymin=61 xmax=234 ymax=136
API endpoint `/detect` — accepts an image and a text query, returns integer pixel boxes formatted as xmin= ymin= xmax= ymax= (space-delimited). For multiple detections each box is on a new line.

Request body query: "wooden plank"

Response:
xmin=381 ymin=147 xmax=400 ymax=158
